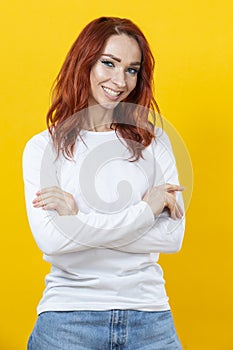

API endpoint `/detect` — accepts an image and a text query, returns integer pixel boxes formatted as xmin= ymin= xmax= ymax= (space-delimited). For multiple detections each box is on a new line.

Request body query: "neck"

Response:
xmin=84 ymin=103 xmax=116 ymax=132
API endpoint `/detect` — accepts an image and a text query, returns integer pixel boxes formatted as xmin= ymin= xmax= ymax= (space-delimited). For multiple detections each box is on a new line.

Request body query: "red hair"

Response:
xmin=46 ymin=16 xmax=161 ymax=160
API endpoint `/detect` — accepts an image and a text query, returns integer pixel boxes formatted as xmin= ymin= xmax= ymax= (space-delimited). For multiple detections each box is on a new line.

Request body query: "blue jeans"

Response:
xmin=27 ymin=309 xmax=182 ymax=350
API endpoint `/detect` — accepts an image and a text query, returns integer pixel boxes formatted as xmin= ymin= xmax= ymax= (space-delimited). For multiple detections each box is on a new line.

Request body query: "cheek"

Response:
xmin=128 ymin=77 xmax=138 ymax=93
xmin=90 ymin=65 xmax=108 ymax=85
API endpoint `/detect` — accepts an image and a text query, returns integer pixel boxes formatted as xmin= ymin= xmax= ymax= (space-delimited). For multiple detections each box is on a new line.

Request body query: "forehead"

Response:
xmin=102 ymin=34 xmax=142 ymax=62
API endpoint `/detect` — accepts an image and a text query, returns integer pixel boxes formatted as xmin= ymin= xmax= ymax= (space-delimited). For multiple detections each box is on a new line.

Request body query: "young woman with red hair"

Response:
xmin=23 ymin=16 xmax=185 ymax=349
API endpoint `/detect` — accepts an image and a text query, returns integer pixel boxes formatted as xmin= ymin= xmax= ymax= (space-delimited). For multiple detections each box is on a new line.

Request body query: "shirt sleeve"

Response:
xmin=22 ymin=133 xmax=155 ymax=256
xmin=107 ymin=130 xmax=186 ymax=254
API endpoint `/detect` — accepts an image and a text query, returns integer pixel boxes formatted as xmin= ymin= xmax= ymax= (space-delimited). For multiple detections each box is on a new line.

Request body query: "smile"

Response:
xmin=102 ymin=86 xmax=123 ymax=97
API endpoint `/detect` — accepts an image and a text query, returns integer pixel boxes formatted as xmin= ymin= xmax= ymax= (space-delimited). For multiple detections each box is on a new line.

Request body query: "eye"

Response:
xmin=100 ymin=60 xmax=114 ymax=68
xmin=127 ymin=67 xmax=139 ymax=75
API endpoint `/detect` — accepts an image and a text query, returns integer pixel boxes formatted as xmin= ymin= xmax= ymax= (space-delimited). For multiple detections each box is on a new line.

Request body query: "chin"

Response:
xmin=99 ymin=100 xmax=121 ymax=110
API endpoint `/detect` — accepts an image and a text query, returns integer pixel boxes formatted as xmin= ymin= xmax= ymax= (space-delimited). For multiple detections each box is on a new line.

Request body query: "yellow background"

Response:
xmin=0 ymin=0 xmax=232 ymax=349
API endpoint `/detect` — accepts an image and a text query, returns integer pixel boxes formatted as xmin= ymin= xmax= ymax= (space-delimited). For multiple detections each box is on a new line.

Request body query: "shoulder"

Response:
xmin=152 ymin=127 xmax=176 ymax=164
xmin=23 ymin=129 xmax=51 ymax=154
xmin=154 ymin=127 xmax=173 ymax=150
xmin=24 ymin=129 xmax=51 ymax=149
xmin=22 ymin=129 xmax=53 ymax=165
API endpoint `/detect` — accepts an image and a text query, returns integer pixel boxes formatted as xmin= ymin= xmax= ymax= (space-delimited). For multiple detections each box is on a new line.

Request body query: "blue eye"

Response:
xmin=127 ymin=67 xmax=139 ymax=75
xmin=99 ymin=59 xmax=139 ymax=75
xmin=100 ymin=60 xmax=114 ymax=67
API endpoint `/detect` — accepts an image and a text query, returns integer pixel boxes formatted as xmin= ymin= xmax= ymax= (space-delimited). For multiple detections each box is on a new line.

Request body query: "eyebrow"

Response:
xmin=101 ymin=54 xmax=141 ymax=66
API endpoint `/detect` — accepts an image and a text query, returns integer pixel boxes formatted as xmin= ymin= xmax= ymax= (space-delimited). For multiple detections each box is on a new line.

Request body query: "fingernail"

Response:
xmin=179 ymin=186 xmax=185 ymax=191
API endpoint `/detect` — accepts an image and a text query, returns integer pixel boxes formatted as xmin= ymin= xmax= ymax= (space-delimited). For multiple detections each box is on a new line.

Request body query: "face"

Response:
xmin=88 ymin=34 xmax=142 ymax=109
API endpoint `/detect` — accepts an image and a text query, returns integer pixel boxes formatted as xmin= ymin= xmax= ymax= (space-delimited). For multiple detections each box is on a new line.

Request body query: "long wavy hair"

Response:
xmin=46 ymin=16 xmax=161 ymax=161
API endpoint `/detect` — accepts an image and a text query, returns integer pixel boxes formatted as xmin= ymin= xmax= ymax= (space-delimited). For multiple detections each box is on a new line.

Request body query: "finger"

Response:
xmin=37 ymin=186 xmax=62 ymax=195
xmin=170 ymin=205 xmax=177 ymax=220
xmin=165 ymin=193 xmax=182 ymax=220
xmin=167 ymin=185 xmax=185 ymax=192
xmin=41 ymin=202 xmax=58 ymax=210
xmin=174 ymin=204 xmax=182 ymax=219
xmin=33 ymin=193 xmax=65 ymax=207
xmin=170 ymin=200 xmax=183 ymax=220
xmin=33 ymin=199 xmax=46 ymax=208
xmin=172 ymin=206 xmax=182 ymax=220
xmin=33 ymin=197 xmax=53 ymax=208
xmin=34 ymin=196 xmax=67 ymax=210
xmin=176 ymin=202 xmax=184 ymax=218
xmin=164 ymin=193 xmax=174 ymax=218
xmin=165 ymin=184 xmax=185 ymax=192
xmin=33 ymin=191 xmax=68 ymax=204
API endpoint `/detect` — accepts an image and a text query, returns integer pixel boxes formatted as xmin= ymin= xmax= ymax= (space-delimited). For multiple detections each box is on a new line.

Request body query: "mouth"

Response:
xmin=102 ymin=86 xmax=123 ymax=98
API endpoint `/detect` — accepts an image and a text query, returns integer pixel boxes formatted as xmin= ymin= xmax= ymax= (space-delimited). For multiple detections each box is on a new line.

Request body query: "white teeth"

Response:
xmin=102 ymin=87 xmax=121 ymax=96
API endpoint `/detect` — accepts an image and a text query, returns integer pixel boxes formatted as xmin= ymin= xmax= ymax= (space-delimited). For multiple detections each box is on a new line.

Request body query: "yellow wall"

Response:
xmin=0 ymin=1 xmax=232 ymax=349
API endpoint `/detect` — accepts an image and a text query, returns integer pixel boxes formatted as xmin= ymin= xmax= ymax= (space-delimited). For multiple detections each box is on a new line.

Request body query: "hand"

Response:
xmin=32 ymin=186 xmax=79 ymax=216
xmin=142 ymin=183 xmax=184 ymax=220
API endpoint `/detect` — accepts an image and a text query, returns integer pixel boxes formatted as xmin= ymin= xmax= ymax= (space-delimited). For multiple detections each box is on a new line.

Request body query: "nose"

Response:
xmin=111 ymin=68 xmax=126 ymax=88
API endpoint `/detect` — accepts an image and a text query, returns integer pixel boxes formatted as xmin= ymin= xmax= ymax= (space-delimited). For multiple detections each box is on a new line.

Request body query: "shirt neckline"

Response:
xmin=81 ymin=129 xmax=117 ymax=135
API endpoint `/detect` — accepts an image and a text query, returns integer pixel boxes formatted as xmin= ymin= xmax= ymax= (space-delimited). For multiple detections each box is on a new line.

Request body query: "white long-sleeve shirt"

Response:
xmin=22 ymin=127 xmax=185 ymax=314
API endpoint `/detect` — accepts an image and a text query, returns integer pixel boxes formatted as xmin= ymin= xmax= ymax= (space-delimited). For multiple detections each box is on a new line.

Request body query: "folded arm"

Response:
xmin=109 ymin=131 xmax=186 ymax=254
xmin=22 ymin=134 xmax=155 ymax=256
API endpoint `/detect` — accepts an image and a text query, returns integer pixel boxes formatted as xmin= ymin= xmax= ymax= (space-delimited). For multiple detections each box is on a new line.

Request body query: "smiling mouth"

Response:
xmin=102 ymin=86 xmax=123 ymax=97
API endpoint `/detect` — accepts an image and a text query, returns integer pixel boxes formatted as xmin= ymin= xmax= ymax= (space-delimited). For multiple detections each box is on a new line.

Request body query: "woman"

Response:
xmin=23 ymin=16 xmax=185 ymax=350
